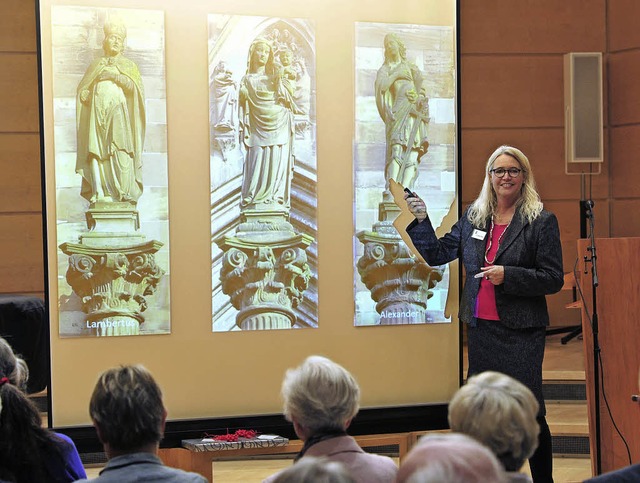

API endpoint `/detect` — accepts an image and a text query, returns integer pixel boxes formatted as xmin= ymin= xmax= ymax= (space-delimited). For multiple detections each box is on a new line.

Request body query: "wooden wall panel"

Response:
xmin=541 ymin=200 xmax=609 ymax=273
xmin=0 ymin=0 xmax=43 ymax=297
xmin=611 ymin=200 xmax=640 ymax=237
xmin=0 ymin=214 xmax=44 ymax=293
xmin=461 ymin=56 xmax=564 ymax=129
xmin=0 ymin=134 xmax=42 ymax=212
xmin=459 ymin=0 xmax=610 ymax=328
xmin=608 ymin=50 xmax=640 ymax=126
xmin=610 ymin=125 xmax=640 ymax=198
xmin=0 ymin=54 xmax=39 ymax=132
xmin=607 ymin=0 xmax=640 ymax=52
xmin=460 ymin=0 xmax=605 ymax=54
xmin=0 ymin=0 xmax=37 ymax=52
xmin=462 ymin=128 xmax=608 ymax=203
xmin=607 ymin=0 xmax=640 ymax=239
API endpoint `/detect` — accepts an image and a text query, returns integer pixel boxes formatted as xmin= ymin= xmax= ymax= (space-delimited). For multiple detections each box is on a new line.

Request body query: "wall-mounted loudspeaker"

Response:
xmin=564 ymin=52 xmax=603 ymax=172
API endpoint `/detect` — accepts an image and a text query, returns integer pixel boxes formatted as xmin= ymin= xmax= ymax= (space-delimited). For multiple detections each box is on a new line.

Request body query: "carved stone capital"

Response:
xmin=217 ymin=231 xmax=314 ymax=330
xmin=60 ymin=240 xmax=165 ymax=336
xmin=357 ymin=227 xmax=444 ymax=325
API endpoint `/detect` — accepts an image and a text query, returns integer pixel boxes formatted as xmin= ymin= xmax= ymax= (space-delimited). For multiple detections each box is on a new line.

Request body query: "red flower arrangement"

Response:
xmin=204 ymin=429 xmax=258 ymax=442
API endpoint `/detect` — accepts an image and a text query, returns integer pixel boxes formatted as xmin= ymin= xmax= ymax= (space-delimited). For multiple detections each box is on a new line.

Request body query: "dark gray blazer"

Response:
xmin=584 ymin=463 xmax=640 ymax=482
xmin=407 ymin=206 xmax=564 ymax=329
xmin=75 ymin=453 xmax=207 ymax=483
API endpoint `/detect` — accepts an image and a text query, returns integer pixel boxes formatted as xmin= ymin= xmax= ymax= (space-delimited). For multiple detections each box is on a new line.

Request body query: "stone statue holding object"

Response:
xmin=375 ymin=33 xmax=429 ymax=193
xmin=211 ymin=60 xmax=237 ymax=132
xmin=76 ymin=19 xmax=145 ymax=204
xmin=239 ymin=38 xmax=296 ymax=213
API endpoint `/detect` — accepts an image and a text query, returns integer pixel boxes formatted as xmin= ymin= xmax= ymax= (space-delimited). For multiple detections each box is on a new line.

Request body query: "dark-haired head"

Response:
xmin=0 ymin=337 xmax=61 ymax=481
xmin=90 ymin=364 xmax=166 ymax=455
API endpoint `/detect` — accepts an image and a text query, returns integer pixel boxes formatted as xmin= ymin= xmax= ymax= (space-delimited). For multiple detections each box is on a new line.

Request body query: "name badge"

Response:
xmin=471 ymin=229 xmax=487 ymax=240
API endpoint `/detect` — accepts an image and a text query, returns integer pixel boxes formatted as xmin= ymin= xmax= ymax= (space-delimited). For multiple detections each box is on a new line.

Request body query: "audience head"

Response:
xmin=448 ymin=371 xmax=540 ymax=472
xmin=0 ymin=337 xmax=55 ymax=482
xmin=273 ymin=456 xmax=355 ymax=483
xmin=0 ymin=337 xmax=29 ymax=392
xmin=397 ymin=432 xmax=507 ymax=483
xmin=89 ymin=364 xmax=166 ymax=454
xmin=0 ymin=336 xmax=36 ymax=427
xmin=281 ymin=355 xmax=360 ymax=438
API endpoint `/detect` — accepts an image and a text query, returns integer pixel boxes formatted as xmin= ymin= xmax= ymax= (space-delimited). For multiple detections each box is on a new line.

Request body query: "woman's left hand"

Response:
xmin=480 ymin=265 xmax=504 ymax=285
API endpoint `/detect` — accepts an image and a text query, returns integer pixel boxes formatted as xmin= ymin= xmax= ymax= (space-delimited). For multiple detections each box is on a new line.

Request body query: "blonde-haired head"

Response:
xmin=467 ymin=145 xmax=543 ymax=228
xmin=448 ymin=371 xmax=540 ymax=472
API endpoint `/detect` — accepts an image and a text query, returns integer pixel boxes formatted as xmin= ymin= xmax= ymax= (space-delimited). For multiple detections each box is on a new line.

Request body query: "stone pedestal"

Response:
xmin=60 ymin=201 xmax=165 ymax=337
xmin=60 ymin=241 xmax=164 ymax=336
xmin=357 ymin=198 xmax=444 ymax=325
xmin=216 ymin=220 xmax=314 ymax=330
xmin=82 ymin=201 xmax=145 ymax=248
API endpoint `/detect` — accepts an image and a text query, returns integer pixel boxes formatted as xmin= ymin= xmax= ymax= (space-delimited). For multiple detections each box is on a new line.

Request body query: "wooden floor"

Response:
xmin=85 ymin=333 xmax=594 ymax=482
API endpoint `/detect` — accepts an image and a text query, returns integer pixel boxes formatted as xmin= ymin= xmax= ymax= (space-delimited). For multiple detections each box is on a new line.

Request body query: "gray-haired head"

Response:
xmin=282 ymin=355 xmax=360 ymax=436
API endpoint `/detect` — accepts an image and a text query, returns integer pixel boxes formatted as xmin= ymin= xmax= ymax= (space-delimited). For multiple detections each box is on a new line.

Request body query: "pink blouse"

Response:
xmin=475 ymin=223 xmax=508 ymax=321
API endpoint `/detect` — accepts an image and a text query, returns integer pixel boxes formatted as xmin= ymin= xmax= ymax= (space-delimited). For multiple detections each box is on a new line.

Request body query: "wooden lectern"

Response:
xmin=579 ymin=237 xmax=640 ymax=475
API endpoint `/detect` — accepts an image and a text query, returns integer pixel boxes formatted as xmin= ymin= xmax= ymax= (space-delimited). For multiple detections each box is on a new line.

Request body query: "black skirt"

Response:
xmin=467 ymin=318 xmax=547 ymax=415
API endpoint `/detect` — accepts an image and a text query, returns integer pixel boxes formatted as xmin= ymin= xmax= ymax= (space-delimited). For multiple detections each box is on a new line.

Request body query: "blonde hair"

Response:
xmin=282 ymin=356 xmax=360 ymax=433
xmin=448 ymin=371 xmax=540 ymax=472
xmin=467 ymin=145 xmax=543 ymax=228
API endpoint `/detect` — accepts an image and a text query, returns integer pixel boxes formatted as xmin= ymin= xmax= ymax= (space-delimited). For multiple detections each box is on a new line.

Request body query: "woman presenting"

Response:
xmin=405 ymin=145 xmax=563 ymax=483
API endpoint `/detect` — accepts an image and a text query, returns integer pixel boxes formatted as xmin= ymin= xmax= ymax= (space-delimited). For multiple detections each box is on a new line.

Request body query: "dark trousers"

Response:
xmin=529 ymin=414 xmax=554 ymax=483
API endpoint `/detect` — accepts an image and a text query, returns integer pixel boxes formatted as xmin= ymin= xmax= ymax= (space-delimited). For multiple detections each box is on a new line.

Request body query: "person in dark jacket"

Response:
xmin=405 ymin=145 xmax=564 ymax=483
xmin=76 ymin=364 xmax=206 ymax=483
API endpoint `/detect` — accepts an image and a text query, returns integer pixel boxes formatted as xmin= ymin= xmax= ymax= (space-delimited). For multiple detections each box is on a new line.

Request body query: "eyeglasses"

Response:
xmin=490 ymin=167 xmax=523 ymax=178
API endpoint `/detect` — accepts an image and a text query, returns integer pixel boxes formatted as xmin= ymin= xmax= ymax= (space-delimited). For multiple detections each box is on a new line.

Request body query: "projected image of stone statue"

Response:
xmin=209 ymin=15 xmax=317 ymax=331
xmin=51 ymin=7 xmax=170 ymax=337
xmin=376 ymin=33 xmax=430 ymax=196
xmin=239 ymin=38 xmax=296 ymax=213
xmin=211 ymin=61 xmax=238 ymax=134
xmin=354 ymin=23 xmax=457 ymax=326
xmin=76 ymin=20 xmax=145 ymax=205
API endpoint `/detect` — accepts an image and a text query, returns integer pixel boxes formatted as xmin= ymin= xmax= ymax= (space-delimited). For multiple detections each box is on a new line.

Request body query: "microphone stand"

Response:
xmin=584 ymin=199 xmax=602 ymax=474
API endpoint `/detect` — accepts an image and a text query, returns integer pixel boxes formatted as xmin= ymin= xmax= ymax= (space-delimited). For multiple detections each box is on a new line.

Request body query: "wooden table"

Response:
xmin=160 ymin=432 xmax=410 ymax=481
xmin=160 ymin=436 xmax=300 ymax=481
